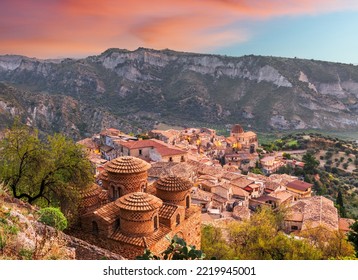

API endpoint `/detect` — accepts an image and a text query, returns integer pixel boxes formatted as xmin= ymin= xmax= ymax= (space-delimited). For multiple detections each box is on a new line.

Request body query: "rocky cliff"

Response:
xmin=1 ymin=48 xmax=358 ymax=138
xmin=0 ymin=185 xmax=125 ymax=260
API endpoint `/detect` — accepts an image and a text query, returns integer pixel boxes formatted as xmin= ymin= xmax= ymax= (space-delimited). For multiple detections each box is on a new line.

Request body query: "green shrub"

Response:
xmin=38 ymin=208 xmax=67 ymax=231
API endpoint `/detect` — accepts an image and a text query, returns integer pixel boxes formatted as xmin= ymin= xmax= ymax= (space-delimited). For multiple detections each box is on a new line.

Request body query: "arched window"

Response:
xmin=186 ymin=195 xmax=190 ymax=209
xmin=176 ymin=214 xmax=180 ymax=226
xmin=111 ymin=186 xmax=115 ymax=201
xmin=92 ymin=221 xmax=99 ymax=235
xmin=114 ymin=187 xmax=119 ymax=200
xmin=154 ymin=215 xmax=158 ymax=230
xmin=113 ymin=218 xmax=120 ymax=231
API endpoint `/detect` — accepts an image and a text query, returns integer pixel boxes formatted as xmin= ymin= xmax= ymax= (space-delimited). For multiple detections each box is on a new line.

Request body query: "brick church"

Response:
xmin=78 ymin=156 xmax=201 ymax=259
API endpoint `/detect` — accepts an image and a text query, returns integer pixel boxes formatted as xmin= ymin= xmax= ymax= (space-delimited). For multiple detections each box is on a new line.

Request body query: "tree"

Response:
xmin=302 ymin=152 xmax=319 ymax=174
xmin=38 ymin=207 xmax=68 ymax=231
xmin=348 ymin=220 xmax=358 ymax=257
xmin=201 ymin=225 xmax=233 ymax=260
xmin=226 ymin=207 xmax=322 ymax=260
xmin=136 ymin=235 xmax=205 ymax=260
xmin=0 ymin=122 xmax=93 ymax=217
xmin=336 ymin=189 xmax=346 ymax=218
xmin=299 ymin=225 xmax=355 ymax=259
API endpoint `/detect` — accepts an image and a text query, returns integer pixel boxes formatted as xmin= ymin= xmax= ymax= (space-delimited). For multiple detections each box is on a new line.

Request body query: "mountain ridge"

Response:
xmin=1 ymin=48 xmax=358 ymax=139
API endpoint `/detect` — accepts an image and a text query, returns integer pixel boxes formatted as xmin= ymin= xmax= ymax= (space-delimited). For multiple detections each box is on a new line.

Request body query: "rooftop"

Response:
xmin=115 ymin=192 xmax=163 ymax=212
xmin=105 ymin=156 xmax=151 ymax=174
xmin=231 ymin=124 xmax=244 ymax=134
xmin=159 ymin=203 xmax=179 ymax=219
xmin=156 ymin=175 xmax=192 ymax=192
xmin=286 ymin=180 xmax=313 ymax=192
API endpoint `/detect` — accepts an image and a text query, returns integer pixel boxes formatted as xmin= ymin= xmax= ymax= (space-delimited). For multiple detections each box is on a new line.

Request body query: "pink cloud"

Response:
xmin=1 ymin=0 xmax=358 ymax=58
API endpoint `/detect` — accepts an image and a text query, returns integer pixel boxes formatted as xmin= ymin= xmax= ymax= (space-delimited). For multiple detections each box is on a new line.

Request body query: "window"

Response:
xmin=186 ymin=195 xmax=190 ymax=209
xmin=176 ymin=214 xmax=180 ymax=226
xmin=92 ymin=221 xmax=99 ymax=235
xmin=139 ymin=149 xmax=142 ymax=155
xmin=154 ymin=216 xmax=158 ymax=230
xmin=180 ymin=156 xmax=185 ymax=162
xmin=114 ymin=188 xmax=119 ymax=200
xmin=291 ymin=225 xmax=299 ymax=231
xmin=113 ymin=219 xmax=120 ymax=231
xmin=169 ymin=157 xmax=173 ymax=162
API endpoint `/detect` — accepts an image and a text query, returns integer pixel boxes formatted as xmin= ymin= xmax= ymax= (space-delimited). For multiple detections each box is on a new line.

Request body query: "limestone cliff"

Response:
xmin=1 ymin=48 xmax=358 ymax=136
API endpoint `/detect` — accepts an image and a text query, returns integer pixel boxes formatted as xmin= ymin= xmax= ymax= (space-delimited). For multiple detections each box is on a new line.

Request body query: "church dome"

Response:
xmin=231 ymin=124 xmax=244 ymax=134
xmin=115 ymin=192 xmax=162 ymax=211
xmin=105 ymin=156 xmax=151 ymax=174
xmin=156 ymin=175 xmax=192 ymax=192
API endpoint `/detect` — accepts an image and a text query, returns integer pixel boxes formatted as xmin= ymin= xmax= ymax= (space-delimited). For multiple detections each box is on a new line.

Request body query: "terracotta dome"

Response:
xmin=105 ymin=156 xmax=151 ymax=174
xmin=231 ymin=124 xmax=244 ymax=134
xmin=156 ymin=175 xmax=192 ymax=192
xmin=80 ymin=183 xmax=102 ymax=198
xmin=115 ymin=192 xmax=163 ymax=211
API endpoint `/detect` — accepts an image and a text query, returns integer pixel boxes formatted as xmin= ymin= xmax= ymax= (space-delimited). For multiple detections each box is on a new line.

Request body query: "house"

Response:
xmin=284 ymin=196 xmax=339 ymax=233
xmin=338 ymin=218 xmax=355 ymax=234
xmin=286 ymin=180 xmax=312 ymax=199
xmin=148 ymin=129 xmax=180 ymax=144
xmin=231 ymin=185 xmax=250 ymax=205
xmin=191 ymin=187 xmax=213 ymax=212
xmin=260 ymin=156 xmax=285 ymax=175
xmin=77 ymin=137 xmax=100 ymax=155
xmin=114 ymin=139 xmax=188 ymax=163
xmin=100 ymin=145 xmax=117 ymax=161
xmin=244 ymin=183 xmax=261 ymax=198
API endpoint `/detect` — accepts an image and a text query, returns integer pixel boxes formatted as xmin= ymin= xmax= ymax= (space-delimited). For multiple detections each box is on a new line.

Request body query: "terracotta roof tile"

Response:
xmin=80 ymin=183 xmax=102 ymax=199
xmin=94 ymin=202 xmax=121 ymax=224
xmin=105 ymin=156 xmax=151 ymax=174
xmin=286 ymin=180 xmax=313 ymax=191
xmin=159 ymin=203 xmax=179 ymax=219
xmin=111 ymin=225 xmax=171 ymax=247
xmin=231 ymin=177 xmax=255 ymax=189
xmin=156 ymin=175 xmax=192 ymax=192
xmin=191 ymin=189 xmax=212 ymax=202
xmin=115 ymin=192 xmax=163 ymax=211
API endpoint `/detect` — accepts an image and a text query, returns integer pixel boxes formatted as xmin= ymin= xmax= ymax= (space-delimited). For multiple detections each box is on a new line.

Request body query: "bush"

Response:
xmin=38 ymin=208 xmax=67 ymax=231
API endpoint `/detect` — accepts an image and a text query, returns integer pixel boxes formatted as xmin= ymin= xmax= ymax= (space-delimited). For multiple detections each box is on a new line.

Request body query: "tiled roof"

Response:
xmin=117 ymin=139 xmax=186 ymax=156
xmin=286 ymin=180 xmax=313 ymax=192
xmin=339 ymin=218 xmax=354 ymax=232
xmin=231 ymin=124 xmax=244 ymax=134
xmin=80 ymin=183 xmax=102 ymax=199
xmin=98 ymin=170 xmax=109 ymax=180
xmin=94 ymin=202 xmax=121 ymax=224
xmin=191 ymin=188 xmax=212 ymax=202
xmin=105 ymin=156 xmax=151 ymax=174
xmin=110 ymin=225 xmax=171 ymax=247
xmin=221 ymin=171 xmax=242 ymax=181
xmin=159 ymin=203 xmax=179 ymax=219
xmin=77 ymin=138 xmax=98 ymax=150
xmin=156 ymin=175 xmax=192 ymax=192
xmin=287 ymin=196 xmax=339 ymax=230
xmin=269 ymin=191 xmax=293 ymax=202
xmin=212 ymin=194 xmax=227 ymax=204
xmin=115 ymin=192 xmax=163 ymax=211
xmin=232 ymin=186 xmax=249 ymax=197
xmin=231 ymin=177 xmax=254 ymax=189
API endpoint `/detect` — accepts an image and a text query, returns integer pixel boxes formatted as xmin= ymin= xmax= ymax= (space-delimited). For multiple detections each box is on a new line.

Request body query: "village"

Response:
xmin=74 ymin=124 xmax=354 ymax=258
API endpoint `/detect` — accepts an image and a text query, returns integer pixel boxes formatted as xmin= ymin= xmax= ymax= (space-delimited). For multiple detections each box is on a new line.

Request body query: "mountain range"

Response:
xmin=1 ymin=48 xmax=358 ymax=139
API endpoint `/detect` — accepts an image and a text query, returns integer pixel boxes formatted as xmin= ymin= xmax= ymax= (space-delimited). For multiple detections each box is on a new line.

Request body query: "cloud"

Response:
xmin=1 ymin=0 xmax=358 ymax=57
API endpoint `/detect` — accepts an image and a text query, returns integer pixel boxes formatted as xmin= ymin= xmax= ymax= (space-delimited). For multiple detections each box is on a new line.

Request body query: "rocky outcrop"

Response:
xmin=0 ymin=190 xmax=125 ymax=260
xmin=1 ymin=48 xmax=358 ymax=134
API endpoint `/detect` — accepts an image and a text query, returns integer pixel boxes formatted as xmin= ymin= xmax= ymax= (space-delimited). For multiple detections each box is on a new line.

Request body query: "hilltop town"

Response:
xmin=70 ymin=124 xmax=355 ymax=259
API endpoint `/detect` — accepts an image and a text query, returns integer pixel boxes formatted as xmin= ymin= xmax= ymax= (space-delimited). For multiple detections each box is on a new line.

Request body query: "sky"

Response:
xmin=1 ymin=0 xmax=358 ymax=63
